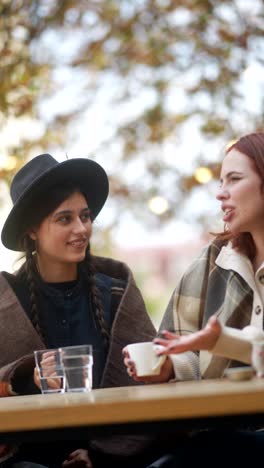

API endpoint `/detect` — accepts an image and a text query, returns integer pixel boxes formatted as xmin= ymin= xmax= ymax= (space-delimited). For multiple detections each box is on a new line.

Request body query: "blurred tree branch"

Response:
xmin=1 ymin=0 xmax=264 ymax=231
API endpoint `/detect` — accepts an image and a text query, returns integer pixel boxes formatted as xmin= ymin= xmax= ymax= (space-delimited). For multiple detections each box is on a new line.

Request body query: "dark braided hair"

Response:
xmin=83 ymin=245 xmax=110 ymax=350
xmin=17 ymin=183 xmax=110 ymax=350
xmin=18 ymin=236 xmax=47 ymax=344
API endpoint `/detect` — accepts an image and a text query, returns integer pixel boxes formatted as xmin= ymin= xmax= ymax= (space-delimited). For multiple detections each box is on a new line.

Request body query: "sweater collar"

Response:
xmin=215 ymin=241 xmax=264 ymax=291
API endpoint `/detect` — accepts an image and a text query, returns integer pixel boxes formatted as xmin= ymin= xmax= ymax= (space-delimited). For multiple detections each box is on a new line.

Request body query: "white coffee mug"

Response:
xmin=126 ymin=341 xmax=166 ymax=377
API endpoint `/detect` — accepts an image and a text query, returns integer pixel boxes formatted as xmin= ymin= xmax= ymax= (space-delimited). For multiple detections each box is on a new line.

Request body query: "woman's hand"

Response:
xmin=154 ymin=315 xmax=222 ymax=356
xmin=62 ymin=449 xmax=93 ymax=468
xmin=122 ymin=347 xmax=174 ymax=383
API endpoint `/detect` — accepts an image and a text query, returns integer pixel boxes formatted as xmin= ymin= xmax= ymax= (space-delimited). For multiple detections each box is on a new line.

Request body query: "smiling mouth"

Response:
xmin=68 ymin=239 xmax=87 ymax=248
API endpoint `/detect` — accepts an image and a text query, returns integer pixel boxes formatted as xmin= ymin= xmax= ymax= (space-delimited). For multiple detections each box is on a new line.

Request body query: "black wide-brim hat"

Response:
xmin=1 ymin=153 xmax=109 ymax=251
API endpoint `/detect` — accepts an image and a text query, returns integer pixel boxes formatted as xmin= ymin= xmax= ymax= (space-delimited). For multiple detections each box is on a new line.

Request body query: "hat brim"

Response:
xmin=1 ymin=158 xmax=109 ymax=251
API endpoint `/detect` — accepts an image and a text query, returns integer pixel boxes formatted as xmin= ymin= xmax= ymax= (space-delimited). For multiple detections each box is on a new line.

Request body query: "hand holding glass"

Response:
xmin=34 ymin=349 xmax=66 ymax=394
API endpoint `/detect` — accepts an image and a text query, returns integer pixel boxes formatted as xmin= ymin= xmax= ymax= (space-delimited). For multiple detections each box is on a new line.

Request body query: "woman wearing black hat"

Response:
xmin=0 ymin=154 xmax=173 ymax=468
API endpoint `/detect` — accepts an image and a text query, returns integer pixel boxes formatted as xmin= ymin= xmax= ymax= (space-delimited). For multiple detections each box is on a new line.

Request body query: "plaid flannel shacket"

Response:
xmin=160 ymin=238 xmax=254 ymax=380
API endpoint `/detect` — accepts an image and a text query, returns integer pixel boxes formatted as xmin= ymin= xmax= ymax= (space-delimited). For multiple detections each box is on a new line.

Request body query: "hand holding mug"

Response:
xmin=123 ymin=341 xmax=174 ymax=383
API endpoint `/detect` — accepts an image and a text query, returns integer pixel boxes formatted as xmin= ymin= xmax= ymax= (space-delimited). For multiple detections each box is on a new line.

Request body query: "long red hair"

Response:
xmin=216 ymin=132 xmax=264 ymax=260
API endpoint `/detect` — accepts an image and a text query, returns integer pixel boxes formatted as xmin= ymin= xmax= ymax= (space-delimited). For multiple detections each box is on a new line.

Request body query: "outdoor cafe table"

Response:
xmin=1 ymin=378 xmax=264 ymax=443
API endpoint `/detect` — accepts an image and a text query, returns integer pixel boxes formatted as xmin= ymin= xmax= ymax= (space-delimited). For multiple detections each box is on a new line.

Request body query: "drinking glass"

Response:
xmin=34 ymin=348 xmax=66 ymax=394
xmin=59 ymin=344 xmax=93 ymax=392
xmin=252 ymin=340 xmax=264 ymax=377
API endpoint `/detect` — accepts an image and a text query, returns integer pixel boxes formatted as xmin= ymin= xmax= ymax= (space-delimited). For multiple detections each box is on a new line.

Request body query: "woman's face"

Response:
xmin=217 ymin=148 xmax=264 ymax=236
xmin=29 ymin=192 xmax=92 ymax=275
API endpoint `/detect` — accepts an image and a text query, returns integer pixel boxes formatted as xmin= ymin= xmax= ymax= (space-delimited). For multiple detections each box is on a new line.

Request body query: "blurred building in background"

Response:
xmin=114 ymin=232 xmax=211 ymax=328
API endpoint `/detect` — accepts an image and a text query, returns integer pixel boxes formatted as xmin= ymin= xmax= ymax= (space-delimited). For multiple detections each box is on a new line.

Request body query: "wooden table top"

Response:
xmin=2 ymin=377 xmax=264 ymax=432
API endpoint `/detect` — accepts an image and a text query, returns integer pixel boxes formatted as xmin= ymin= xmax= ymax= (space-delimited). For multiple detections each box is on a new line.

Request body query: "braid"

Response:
xmin=23 ymin=237 xmax=46 ymax=344
xmin=83 ymin=246 xmax=110 ymax=350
